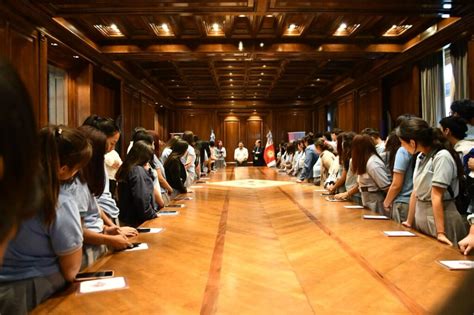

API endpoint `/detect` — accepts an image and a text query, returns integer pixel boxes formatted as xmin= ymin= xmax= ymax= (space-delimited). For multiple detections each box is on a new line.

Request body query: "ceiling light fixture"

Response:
xmin=50 ymin=42 xmax=58 ymax=46
xmin=229 ymin=72 xmax=233 ymax=75
xmin=263 ymin=64 xmax=266 ymax=68
xmin=288 ymin=23 xmax=297 ymax=31
xmin=340 ymin=23 xmax=347 ymax=29
xmin=73 ymin=55 xmax=80 ymax=59
xmin=161 ymin=23 xmax=170 ymax=32
xmin=441 ymin=13 xmax=450 ymax=18
xmin=238 ymin=41 xmax=244 ymax=51
xmin=260 ymin=72 xmax=264 ymax=75
xmin=266 ymin=14 xmax=273 ymax=18
xmin=260 ymin=42 xmax=264 ymax=47
xmin=212 ymin=23 xmax=220 ymax=32
xmin=443 ymin=3 xmax=452 ymax=9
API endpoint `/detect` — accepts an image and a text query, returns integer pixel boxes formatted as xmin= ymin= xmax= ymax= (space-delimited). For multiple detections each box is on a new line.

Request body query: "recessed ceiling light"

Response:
xmin=288 ymin=24 xmax=297 ymax=31
xmin=266 ymin=14 xmax=273 ymax=18
xmin=310 ymin=84 xmax=315 ymax=87
xmin=257 ymin=84 xmax=260 ymax=86
xmin=263 ymin=64 xmax=266 ymax=68
xmin=340 ymin=23 xmax=347 ymax=29
xmin=161 ymin=23 xmax=170 ymax=32
xmin=238 ymin=41 xmax=244 ymax=51
xmin=50 ymin=42 xmax=58 ymax=46
xmin=176 ymin=85 xmax=179 ymax=87
xmin=110 ymin=24 xmax=119 ymax=31
xmin=443 ymin=3 xmax=452 ymax=9
xmin=238 ymin=14 xmax=246 ymax=17
xmin=230 ymin=84 xmax=233 ymax=86
xmin=260 ymin=42 xmax=264 ymax=47
xmin=316 ymin=78 xmax=321 ymax=81
xmin=187 ymin=96 xmax=190 ymax=99
xmin=260 ymin=72 xmax=264 ymax=75
xmin=441 ymin=13 xmax=450 ymax=18
xmin=229 ymin=72 xmax=233 ymax=75
xmin=259 ymin=78 xmax=262 ymax=81
xmin=230 ymin=78 xmax=233 ymax=81
xmin=73 ymin=55 xmax=80 ymax=59
xmin=212 ymin=23 xmax=220 ymax=32
xmin=160 ymin=105 xmax=164 ymax=108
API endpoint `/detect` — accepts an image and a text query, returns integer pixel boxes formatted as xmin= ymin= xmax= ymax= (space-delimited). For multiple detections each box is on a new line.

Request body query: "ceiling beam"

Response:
xmin=100 ymin=42 xmax=403 ymax=57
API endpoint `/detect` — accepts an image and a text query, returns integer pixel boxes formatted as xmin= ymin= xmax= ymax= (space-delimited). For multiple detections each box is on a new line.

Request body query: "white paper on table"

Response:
xmin=158 ymin=210 xmax=180 ymax=216
xmin=438 ymin=260 xmax=474 ymax=270
xmin=314 ymin=189 xmax=327 ymax=192
xmin=325 ymin=196 xmax=345 ymax=202
xmin=124 ymin=243 xmax=149 ymax=252
xmin=191 ymin=186 xmax=204 ymax=189
xmin=344 ymin=205 xmax=364 ymax=209
xmin=177 ymin=196 xmax=193 ymax=200
xmin=363 ymin=215 xmax=389 ymax=220
xmin=78 ymin=277 xmax=128 ymax=294
xmin=147 ymin=228 xmax=164 ymax=234
xmin=200 ymin=177 xmax=210 ymax=180
xmin=384 ymin=231 xmax=416 ymax=237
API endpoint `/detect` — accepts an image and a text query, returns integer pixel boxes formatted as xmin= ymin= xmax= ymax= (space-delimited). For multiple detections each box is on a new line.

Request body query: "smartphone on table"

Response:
xmin=75 ymin=270 xmax=114 ymax=281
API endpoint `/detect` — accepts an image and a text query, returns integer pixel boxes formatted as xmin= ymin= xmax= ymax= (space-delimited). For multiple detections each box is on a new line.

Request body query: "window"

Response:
xmin=48 ymin=65 xmax=68 ymax=125
xmin=443 ymin=47 xmax=454 ymax=116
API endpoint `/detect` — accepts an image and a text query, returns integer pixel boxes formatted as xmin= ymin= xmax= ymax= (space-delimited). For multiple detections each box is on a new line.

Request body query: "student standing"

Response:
xmin=399 ymin=117 xmax=467 ymax=245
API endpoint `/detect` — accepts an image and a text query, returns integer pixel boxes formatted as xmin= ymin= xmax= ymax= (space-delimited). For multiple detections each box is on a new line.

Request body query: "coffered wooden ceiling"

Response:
xmin=29 ymin=0 xmax=474 ymax=105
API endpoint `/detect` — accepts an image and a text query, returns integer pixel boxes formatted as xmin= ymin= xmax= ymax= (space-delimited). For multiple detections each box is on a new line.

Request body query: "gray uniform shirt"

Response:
xmin=414 ymin=149 xmax=458 ymax=201
xmin=358 ymin=154 xmax=391 ymax=192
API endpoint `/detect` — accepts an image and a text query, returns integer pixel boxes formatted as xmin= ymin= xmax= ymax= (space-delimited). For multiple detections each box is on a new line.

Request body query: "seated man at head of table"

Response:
xmin=234 ymin=141 xmax=249 ymax=166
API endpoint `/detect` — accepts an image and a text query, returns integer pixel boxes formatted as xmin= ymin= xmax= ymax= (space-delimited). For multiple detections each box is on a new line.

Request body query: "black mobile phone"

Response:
xmin=137 ymin=228 xmax=151 ymax=233
xmin=75 ymin=270 xmax=114 ymax=281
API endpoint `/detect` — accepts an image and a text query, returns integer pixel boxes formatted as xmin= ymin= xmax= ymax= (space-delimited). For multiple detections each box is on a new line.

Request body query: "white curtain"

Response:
xmin=451 ymin=41 xmax=469 ymax=100
xmin=420 ymin=52 xmax=445 ymax=127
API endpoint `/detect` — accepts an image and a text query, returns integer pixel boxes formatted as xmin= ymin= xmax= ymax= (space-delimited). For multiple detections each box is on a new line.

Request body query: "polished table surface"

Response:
xmin=33 ymin=167 xmax=474 ymax=314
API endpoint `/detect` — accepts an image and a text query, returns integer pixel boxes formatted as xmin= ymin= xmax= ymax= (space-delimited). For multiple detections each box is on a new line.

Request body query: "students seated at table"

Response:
xmin=234 ymin=141 xmax=249 ymax=166
xmin=0 ymin=126 xmax=91 ymax=314
xmin=314 ymin=138 xmax=336 ymax=186
xmin=79 ymin=126 xmax=136 ymax=267
xmin=83 ymin=115 xmax=122 ymax=224
xmin=361 ymin=128 xmax=385 ymax=154
xmin=297 ymin=135 xmax=319 ymax=183
xmin=0 ymin=59 xmax=41 ymax=264
xmin=351 ymin=134 xmax=391 ymax=213
xmin=252 ymin=139 xmax=265 ymax=166
xmin=149 ymin=130 xmax=174 ymax=206
xmin=398 ymin=117 xmax=467 ymax=245
xmin=279 ymin=142 xmax=294 ymax=171
xmin=116 ymin=141 xmax=158 ymax=227
xmin=127 ymin=130 xmax=165 ymax=209
xmin=161 ymin=135 xmax=180 ymax=164
xmin=288 ymin=140 xmax=305 ymax=176
xmin=165 ymin=139 xmax=189 ymax=195
xmin=326 ymin=132 xmax=347 ymax=194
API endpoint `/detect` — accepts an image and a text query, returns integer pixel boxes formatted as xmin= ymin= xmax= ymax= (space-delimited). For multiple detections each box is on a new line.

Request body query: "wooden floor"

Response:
xmin=33 ymin=167 xmax=473 ymax=314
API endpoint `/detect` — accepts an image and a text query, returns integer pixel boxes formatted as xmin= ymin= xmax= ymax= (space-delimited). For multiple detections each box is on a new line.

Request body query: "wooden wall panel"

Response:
xmin=223 ymin=116 xmax=240 ymax=161
xmin=246 ymin=116 xmax=263 ymax=158
xmin=357 ymin=85 xmax=382 ymax=133
xmin=272 ymin=110 xmax=312 ymax=142
xmin=336 ymin=93 xmax=355 ymax=132
xmin=384 ymin=65 xmax=421 ymax=130
xmin=173 ymin=110 xmax=213 ymax=141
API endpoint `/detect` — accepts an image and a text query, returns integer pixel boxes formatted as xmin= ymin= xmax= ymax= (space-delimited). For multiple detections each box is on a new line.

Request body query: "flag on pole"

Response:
xmin=210 ymin=129 xmax=215 ymax=142
xmin=264 ymin=131 xmax=276 ymax=167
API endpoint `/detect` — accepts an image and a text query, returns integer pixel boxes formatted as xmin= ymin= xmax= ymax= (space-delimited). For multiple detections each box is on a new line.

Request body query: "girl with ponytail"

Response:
xmin=0 ymin=126 xmax=92 ymax=313
xmin=398 ymin=117 xmax=467 ymax=245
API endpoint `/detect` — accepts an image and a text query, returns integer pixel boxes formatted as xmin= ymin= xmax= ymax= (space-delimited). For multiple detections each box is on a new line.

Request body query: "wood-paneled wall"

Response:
xmin=0 ymin=19 xmax=47 ymax=126
xmin=468 ymin=38 xmax=474 ymax=99
xmin=384 ymin=65 xmax=421 ymax=128
xmin=170 ymin=108 xmax=314 ymax=161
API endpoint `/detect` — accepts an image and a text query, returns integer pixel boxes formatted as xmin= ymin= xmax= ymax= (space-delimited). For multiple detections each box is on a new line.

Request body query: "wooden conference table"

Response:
xmin=33 ymin=167 xmax=474 ymax=314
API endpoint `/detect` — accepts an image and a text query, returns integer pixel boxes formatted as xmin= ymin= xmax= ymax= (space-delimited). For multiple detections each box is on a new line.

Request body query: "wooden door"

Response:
xmin=223 ymin=115 xmax=240 ymax=162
